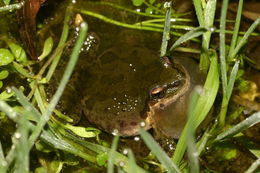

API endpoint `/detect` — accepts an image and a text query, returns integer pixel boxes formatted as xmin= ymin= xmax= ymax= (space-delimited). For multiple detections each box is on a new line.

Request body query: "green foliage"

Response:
xmin=132 ymin=0 xmax=144 ymax=6
xmin=38 ymin=37 xmax=54 ymax=61
xmin=7 ymin=42 xmax=28 ymax=64
xmin=2 ymin=0 xmax=11 ymax=5
xmin=0 ymin=0 xmax=260 ymax=172
xmin=0 ymin=48 xmax=14 ymax=66
xmin=96 ymin=152 xmax=108 ymax=166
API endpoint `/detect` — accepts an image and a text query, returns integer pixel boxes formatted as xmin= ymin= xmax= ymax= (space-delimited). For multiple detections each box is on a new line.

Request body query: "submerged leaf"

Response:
xmin=38 ymin=37 xmax=54 ymax=61
xmin=7 ymin=42 xmax=28 ymax=64
xmin=132 ymin=0 xmax=144 ymax=6
xmin=0 ymin=48 xmax=14 ymax=66
xmin=0 ymin=70 xmax=9 ymax=80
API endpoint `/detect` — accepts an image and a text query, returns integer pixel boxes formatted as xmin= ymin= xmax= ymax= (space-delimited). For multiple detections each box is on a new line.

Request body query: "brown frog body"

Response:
xmin=80 ymin=32 xmax=204 ymax=138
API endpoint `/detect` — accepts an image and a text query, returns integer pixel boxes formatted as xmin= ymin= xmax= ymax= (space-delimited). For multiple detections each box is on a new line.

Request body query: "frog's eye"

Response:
xmin=150 ymin=86 xmax=166 ymax=99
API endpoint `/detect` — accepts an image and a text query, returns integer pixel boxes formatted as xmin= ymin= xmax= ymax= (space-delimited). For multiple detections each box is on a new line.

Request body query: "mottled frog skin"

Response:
xmin=80 ymin=32 xmax=203 ymax=138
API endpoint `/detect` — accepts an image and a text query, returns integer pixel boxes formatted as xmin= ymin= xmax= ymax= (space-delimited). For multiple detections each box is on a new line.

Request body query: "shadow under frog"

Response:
xmin=79 ymin=32 xmax=204 ymax=139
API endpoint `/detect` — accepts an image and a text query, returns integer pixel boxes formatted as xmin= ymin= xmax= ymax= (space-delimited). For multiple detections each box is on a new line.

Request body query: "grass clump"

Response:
xmin=0 ymin=0 xmax=260 ymax=172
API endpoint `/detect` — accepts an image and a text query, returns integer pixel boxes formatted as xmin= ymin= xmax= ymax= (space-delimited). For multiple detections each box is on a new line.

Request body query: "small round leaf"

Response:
xmin=132 ymin=0 xmax=144 ymax=6
xmin=0 ymin=48 xmax=14 ymax=66
xmin=0 ymin=70 xmax=9 ymax=80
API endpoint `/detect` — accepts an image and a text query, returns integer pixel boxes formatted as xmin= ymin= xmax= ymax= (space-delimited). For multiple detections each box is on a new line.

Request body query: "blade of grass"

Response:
xmin=172 ymin=50 xmax=219 ymax=165
xmin=78 ymin=9 xmax=190 ymax=39
xmin=39 ymin=128 xmax=96 ymax=163
xmin=229 ymin=17 xmax=260 ymax=60
xmin=12 ymin=87 xmax=41 ymax=122
xmin=140 ymin=128 xmax=181 ymax=173
xmin=193 ymin=0 xmax=204 ymax=26
xmin=94 ymin=1 xmax=165 ymax=18
xmin=186 ymin=87 xmax=201 ymax=173
xmin=168 ymin=27 xmax=207 ymax=53
xmin=219 ymin=0 xmax=229 ymax=97
xmin=0 ymin=141 xmax=7 ymax=173
xmin=245 ymin=158 xmax=260 ymax=173
xmin=226 ymin=60 xmax=240 ymax=99
xmin=62 ymin=131 xmax=147 ymax=173
xmin=215 ymin=112 xmax=260 ymax=141
xmin=219 ymin=60 xmax=240 ymax=126
xmin=46 ymin=6 xmax=72 ymax=81
xmin=199 ymin=0 xmax=216 ymax=72
xmin=203 ymin=0 xmax=216 ymax=48
xmin=228 ymin=0 xmax=243 ymax=60
xmin=28 ymin=22 xmax=88 ymax=149
xmin=108 ymin=135 xmax=119 ymax=173
xmin=160 ymin=1 xmax=172 ymax=57
xmin=14 ymin=110 xmax=29 ymax=173
xmin=127 ymin=149 xmax=137 ymax=173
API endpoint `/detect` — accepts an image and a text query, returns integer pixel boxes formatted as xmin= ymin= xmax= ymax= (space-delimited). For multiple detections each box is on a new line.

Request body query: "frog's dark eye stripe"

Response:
xmin=150 ymin=85 xmax=167 ymax=99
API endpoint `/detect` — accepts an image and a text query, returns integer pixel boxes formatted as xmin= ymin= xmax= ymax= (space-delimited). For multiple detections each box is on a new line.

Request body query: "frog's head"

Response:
xmin=148 ymin=56 xmax=204 ymax=138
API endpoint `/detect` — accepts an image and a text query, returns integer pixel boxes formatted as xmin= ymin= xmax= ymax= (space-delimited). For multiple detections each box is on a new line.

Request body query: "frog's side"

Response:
xmin=80 ymin=32 xmax=203 ymax=138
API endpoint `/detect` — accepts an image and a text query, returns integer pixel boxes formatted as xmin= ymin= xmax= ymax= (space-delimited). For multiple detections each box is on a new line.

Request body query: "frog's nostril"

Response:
xmin=150 ymin=86 xmax=166 ymax=99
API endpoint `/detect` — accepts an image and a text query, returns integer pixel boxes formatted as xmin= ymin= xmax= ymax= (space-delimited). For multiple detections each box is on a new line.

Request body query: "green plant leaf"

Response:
xmin=0 ymin=48 xmax=14 ymax=66
xmin=0 ymin=70 xmax=9 ymax=80
xmin=3 ymin=0 xmax=11 ymax=5
xmin=0 ymin=90 xmax=14 ymax=100
xmin=7 ymin=42 xmax=28 ymax=64
xmin=64 ymin=124 xmax=98 ymax=138
xmin=96 ymin=152 xmax=108 ymax=166
xmin=140 ymin=128 xmax=181 ymax=173
xmin=168 ymin=27 xmax=207 ymax=52
xmin=0 ymin=81 xmax=3 ymax=89
xmin=38 ymin=37 xmax=54 ymax=61
xmin=173 ymin=50 xmax=219 ymax=165
xmin=132 ymin=0 xmax=144 ymax=6
xmin=215 ymin=112 xmax=260 ymax=141
xmin=108 ymin=135 xmax=119 ymax=173
xmin=149 ymin=0 xmax=155 ymax=4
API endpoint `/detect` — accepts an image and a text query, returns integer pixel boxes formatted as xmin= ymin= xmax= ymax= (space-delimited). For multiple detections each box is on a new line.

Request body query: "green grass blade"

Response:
xmin=199 ymin=0 xmax=217 ymax=72
xmin=245 ymin=158 xmax=260 ymax=173
xmin=173 ymin=50 xmax=219 ymax=165
xmin=228 ymin=0 xmax=243 ymax=60
xmin=46 ymin=6 xmax=71 ymax=81
xmin=108 ymin=135 xmax=120 ymax=173
xmin=0 ymin=141 xmax=7 ymax=173
xmin=226 ymin=60 xmax=240 ymax=99
xmin=127 ymin=149 xmax=137 ymax=173
xmin=186 ymin=88 xmax=201 ymax=173
xmin=140 ymin=128 xmax=181 ymax=173
xmin=168 ymin=27 xmax=207 ymax=53
xmin=28 ymin=22 xmax=88 ymax=149
xmin=219 ymin=0 xmax=229 ymax=97
xmin=202 ymin=0 xmax=217 ymax=48
xmin=14 ymin=110 xmax=29 ymax=173
xmin=215 ymin=112 xmax=260 ymax=141
xmin=63 ymin=132 xmax=147 ymax=173
xmin=12 ymin=87 xmax=41 ymax=121
xmin=193 ymin=0 xmax=204 ymax=26
xmin=160 ymin=1 xmax=172 ymax=57
xmin=219 ymin=60 xmax=240 ymax=126
xmin=229 ymin=17 xmax=260 ymax=60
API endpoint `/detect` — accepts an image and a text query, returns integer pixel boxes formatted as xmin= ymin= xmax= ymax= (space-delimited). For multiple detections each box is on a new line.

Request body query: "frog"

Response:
xmin=79 ymin=31 xmax=204 ymax=138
